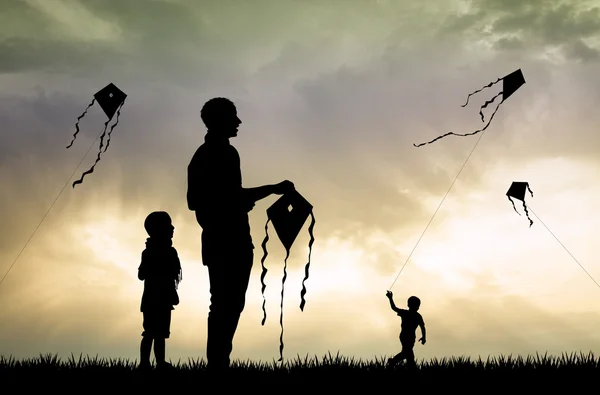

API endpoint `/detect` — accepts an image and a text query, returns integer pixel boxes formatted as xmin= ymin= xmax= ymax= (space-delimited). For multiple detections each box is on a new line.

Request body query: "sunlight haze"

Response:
xmin=1 ymin=0 xmax=600 ymax=363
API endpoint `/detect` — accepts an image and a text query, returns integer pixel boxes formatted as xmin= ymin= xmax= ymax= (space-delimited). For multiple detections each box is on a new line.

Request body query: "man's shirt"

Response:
xmin=187 ymin=132 xmax=253 ymax=254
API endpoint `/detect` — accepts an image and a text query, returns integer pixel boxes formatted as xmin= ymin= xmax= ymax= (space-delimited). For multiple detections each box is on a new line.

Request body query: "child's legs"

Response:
xmin=142 ymin=309 xmax=171 ymax=363
xmin=140 ymin=337 xmax=153 ymax=364
xmin=153 ymin=310 xmax=172 ymax=363
xmin=400 ymin=336 xmax=416 ymax=366
xmin=390 ymin=351 xmax=405 ymax=364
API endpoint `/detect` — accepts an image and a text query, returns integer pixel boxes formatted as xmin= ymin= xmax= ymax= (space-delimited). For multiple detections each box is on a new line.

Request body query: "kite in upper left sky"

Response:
xmin=507 ymin=181 xmax=534 ymax=227
xmin=66 ymin=83 xmax=127 ymax=188
xmin=414 ymin=69 xmax=526 ymax=147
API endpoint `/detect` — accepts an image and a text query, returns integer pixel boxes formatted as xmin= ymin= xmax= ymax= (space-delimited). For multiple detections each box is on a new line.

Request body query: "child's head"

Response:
xmin=144 ymin=211 xmax=174 ymax=238
xmin=407 ymin=296 xmax=421 ymax=311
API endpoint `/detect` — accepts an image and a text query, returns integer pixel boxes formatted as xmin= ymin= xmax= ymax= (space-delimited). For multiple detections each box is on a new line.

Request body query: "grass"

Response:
xmin=1 ymin=351 xmax=599 ymax=391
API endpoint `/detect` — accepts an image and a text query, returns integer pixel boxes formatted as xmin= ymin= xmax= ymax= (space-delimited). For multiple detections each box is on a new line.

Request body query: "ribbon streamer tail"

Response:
xmin=522 ymin=201 xmax=534 ymax=227
xmin=300 ymin=212 xmax=316 ymax=311
xmin=508 ymin=196 xmax=520 ymax=215
xmin=478 ymin=91 xmax=502 ymax=123
xmin=72 ymin=119 xmax=110 ymax=188
xmin=461 ymin=77 xmax=502 ymax=107
xmin=278 ymin=250 xmax=290 ymax=362
xmin=67 ymin=98 xmax=95 ymax=149
xmin=413 ymin=98 xmax=504 ymax=147
xmin=260 ymin=219 xmax=270 ymax=325
xmin=103 ymin=100 xmax=125 ymax=153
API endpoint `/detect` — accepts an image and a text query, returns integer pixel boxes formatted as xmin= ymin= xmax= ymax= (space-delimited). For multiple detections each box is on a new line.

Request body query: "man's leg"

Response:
xmin=205 ymin=247 xmax=253 ymax=370
xmin=221 ymin=248 xmax=254 ymax=362
xmin=206 ymin=262 xmax=228 ymax=370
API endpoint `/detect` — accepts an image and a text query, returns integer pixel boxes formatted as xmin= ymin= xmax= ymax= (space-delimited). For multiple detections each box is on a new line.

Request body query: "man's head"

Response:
xmin=200 ymin=97 xmax=242 ymax=138
xmin=407 ymin=296 xmax=421 ymax=311
xmin=144 ymin=211 xmax=174 ymax=239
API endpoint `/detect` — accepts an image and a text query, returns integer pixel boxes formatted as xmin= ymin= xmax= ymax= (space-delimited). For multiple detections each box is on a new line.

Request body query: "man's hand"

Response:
xmin=273 ymin=180 xmax=295 ymax=195
xmin=419 ymin=337 xmax=426 ymax=345
xmin=386 ymin=290 xmax=393 ymax=299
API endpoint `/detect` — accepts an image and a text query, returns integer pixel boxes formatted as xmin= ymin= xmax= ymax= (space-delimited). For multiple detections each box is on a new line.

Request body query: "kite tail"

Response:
xmin=478 ymin=91 xmax=503 ymax=123
xmin=413 ymin=98 xmax=504 ymax=147
xmin=527 ymin=184 xmax=534 ymax=198
xmin=103 ymin=100 xmax=125 ymax=153
xmin=508 ymin=196 xmax=520 ymax=215
xmin=522 ymin=201 xmax=534 ymax=227
xmin=299 ymin=211 xmax=316 ymax=312
xmin=278 ymin=249 xmax=290 ymax=362
xmin=461 ymin=77 xmax=503 ymax=107
xmin=66 ymin=98 xmax=95 ymax=149
xmin=260 ymin=219 xmax=270 ymax=326
xmin=72 ymin=119 xmax=110 ymax=188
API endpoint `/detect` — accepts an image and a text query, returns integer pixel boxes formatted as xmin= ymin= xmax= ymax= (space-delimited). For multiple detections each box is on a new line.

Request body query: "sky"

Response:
xmin=1 ymin=0 xmax=600 ymax=365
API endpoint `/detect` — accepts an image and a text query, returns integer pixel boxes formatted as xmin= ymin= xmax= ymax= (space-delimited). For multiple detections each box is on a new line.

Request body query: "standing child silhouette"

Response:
xmin=137 ymin=211 xmax=182 ymax=370
xmin=386 ymin=291 xmax=426 ymax=368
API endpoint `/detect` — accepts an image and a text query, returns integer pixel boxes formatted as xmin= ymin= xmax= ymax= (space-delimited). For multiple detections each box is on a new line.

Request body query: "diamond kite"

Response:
xmin=259 ymin=189 xmax=316 ymax=361
xmin=414 ymin=69 xmax=526 ymax=147
xmin=507 ymin=181 xmax=534 ymax=227
xmin=66 ymin=83 xmax=127 ymax=188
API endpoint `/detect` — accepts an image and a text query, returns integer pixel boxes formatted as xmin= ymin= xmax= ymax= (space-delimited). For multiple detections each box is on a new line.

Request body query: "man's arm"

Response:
xmin=242 ymin=185 xmax=277 ymax=204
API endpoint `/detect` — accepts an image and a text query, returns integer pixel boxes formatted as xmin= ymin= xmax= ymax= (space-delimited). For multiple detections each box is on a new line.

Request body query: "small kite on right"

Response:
xmin=506 ymin=181 xmax=534 ymax=227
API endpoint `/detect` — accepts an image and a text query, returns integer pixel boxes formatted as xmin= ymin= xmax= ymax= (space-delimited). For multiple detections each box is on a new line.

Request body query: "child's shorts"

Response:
xmin=142 ymin=309 xmax=172 ymax=339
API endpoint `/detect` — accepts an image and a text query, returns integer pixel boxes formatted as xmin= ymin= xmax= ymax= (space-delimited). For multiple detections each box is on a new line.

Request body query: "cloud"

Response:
xmin=437 ymin=0 xmax=600 ymax=63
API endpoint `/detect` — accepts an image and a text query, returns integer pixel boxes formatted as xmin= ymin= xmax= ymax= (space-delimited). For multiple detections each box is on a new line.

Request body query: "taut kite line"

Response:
xmin=0 ymin=84 xmax=127 ymax=289
xmin=414 ymin=69 xmax=526 ymax=147
xmin=389 ymin=69 xmax=527 ymax=291
xmin=66 ymin=83 xmax=127 ymax=187
xmin=506 ymin=181 xmax=534 ymax=227
xmin=259 ymin=189 xmax=316 ymax=362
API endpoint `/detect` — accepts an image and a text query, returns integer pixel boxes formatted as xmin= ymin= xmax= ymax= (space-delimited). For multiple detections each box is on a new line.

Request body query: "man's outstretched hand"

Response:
xmin=386 ymin=290 xmax=393 ymax=299
xmin=243 ymin=198 xmax=255 ymax=213
xmin=273 ymin=180 xmax=295 ymax=195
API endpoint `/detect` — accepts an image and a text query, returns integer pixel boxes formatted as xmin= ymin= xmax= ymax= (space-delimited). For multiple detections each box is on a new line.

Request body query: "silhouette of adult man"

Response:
xmin=187 ymin=97 xmax=295 ymax=371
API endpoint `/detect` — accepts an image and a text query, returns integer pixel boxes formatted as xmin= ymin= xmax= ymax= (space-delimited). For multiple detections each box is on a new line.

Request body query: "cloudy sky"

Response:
xmin=1 ymin=0 xmax=600 ymax=365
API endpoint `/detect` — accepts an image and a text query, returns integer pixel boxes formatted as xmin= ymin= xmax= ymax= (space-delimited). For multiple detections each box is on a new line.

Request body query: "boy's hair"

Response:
xmin=200 ymin=97 xmax=236 ymax=129
xmin=407 ymin=296 xmax=421 ymax=309
xmin=144 ymin=211 xmax=171 ymax=237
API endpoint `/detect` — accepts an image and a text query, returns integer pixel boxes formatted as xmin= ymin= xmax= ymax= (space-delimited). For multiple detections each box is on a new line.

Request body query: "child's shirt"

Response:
xmin=138 ymin=237 xmax=182 ymax=312
xmin=396 ymin=309 xmax=424 ymax=339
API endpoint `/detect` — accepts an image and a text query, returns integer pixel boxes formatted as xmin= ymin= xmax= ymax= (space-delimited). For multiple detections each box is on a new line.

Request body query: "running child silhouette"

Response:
xmin=137 ymin=211 xmax=182 ymax=370
xmin=386 ymin=291 xmax=426 ymax=368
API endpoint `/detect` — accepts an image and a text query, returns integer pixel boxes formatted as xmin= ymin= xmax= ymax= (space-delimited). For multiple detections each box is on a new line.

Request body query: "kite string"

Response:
xmin=0 ymin=131 xmax=103 ymax=289
xmin=528 ymin=207 xmax=600 ymax=290
xmin=389 ymin=127 xmax=488 ymax=290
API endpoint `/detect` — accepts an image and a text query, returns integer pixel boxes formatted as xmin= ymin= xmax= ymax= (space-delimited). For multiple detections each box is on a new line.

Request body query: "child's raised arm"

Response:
xmin=386 ymin=291 xmax=402 ymax=314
